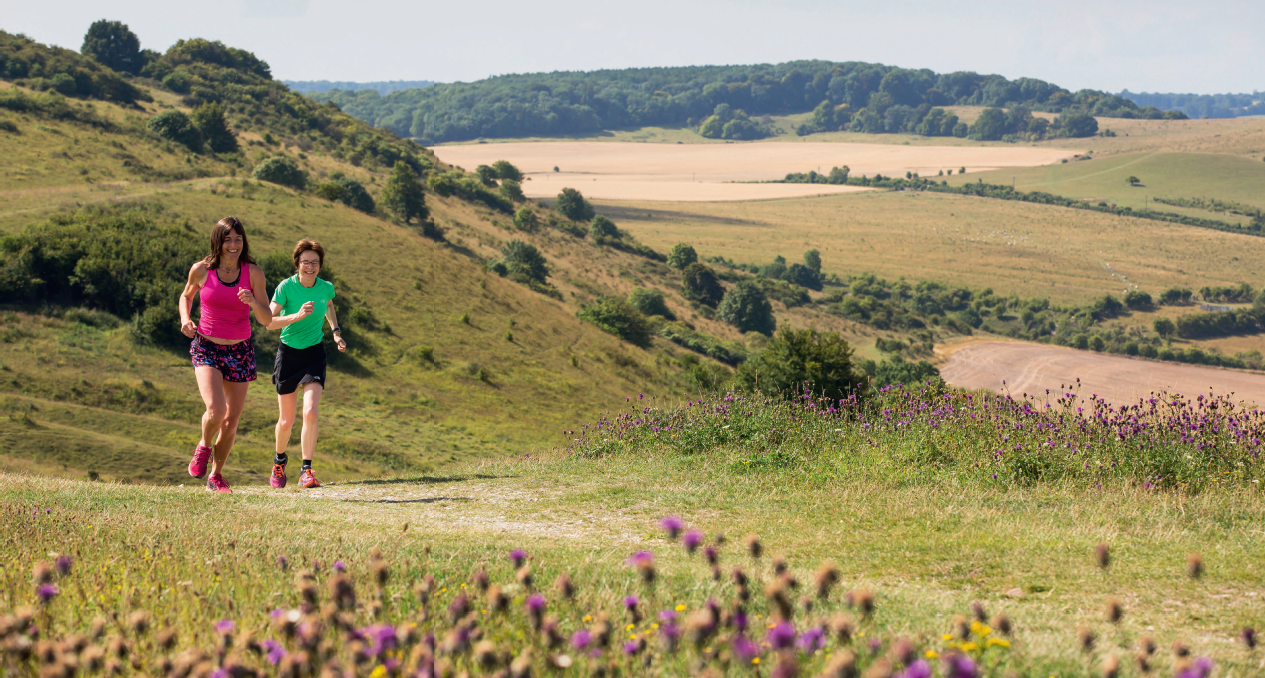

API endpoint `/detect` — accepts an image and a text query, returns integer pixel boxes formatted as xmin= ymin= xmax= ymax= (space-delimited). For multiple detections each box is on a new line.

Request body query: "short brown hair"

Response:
xmin=292 ymin=239 xmax=325 ymax=268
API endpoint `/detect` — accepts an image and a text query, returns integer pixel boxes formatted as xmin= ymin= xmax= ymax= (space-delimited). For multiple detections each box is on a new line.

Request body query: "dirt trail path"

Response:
xmin=941 ymin=340 xmax=1265 ymax=405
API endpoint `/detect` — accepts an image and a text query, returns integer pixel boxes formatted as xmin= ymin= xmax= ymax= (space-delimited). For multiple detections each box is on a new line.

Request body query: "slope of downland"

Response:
xmin=0 ymin=38 xmax=756 ymax=485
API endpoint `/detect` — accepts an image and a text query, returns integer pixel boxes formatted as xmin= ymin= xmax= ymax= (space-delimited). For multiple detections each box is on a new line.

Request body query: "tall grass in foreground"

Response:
xmin=3 ymin=491 xmax=1250 ymax=678
xmin=566 ymin=384 xmax=1264 ymax=491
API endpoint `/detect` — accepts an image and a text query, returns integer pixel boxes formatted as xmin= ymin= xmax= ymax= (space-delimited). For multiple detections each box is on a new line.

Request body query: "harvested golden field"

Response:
xmin=940 ymin=340 xmax=1265 ymax=406
xmin=433 ymin=141 xmax=1078 ymax=201
xmin=597 ymin=190 xmax=1265 ymax=305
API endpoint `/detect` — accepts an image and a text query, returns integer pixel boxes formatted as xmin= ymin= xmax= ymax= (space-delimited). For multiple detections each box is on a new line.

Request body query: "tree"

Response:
xmin=1126 ymin=176 xmax=1140 ymax=186
xmin=381 ymin=161 xmax=427 ymax=223
xmin=1058 ymin=112 xmax=1099 ymax=138
xmin=717 ymin=280 xmax=776 ymax=335
xmin=190 ymin=103 xmax=237 ymax=153
xmin=681 ymin=263 xmax=723 ymax=308
xmin=872 ymin=355 xmax=941 ymax=388
xmin=735 ymin=328 xmax=868 ymax=401
xmin=499 ymin=179 xmax=525 ymax=203
xmin=627 ymin=287 xmax=673 ymax=319
xmin=589 ymin=215 xmax=619 ymax=240
xmin=498 ymin=240 xmax=549 ymax=284
xmin=82 ymin=20 xmax=143 ymax=74
xmin=783 ymin=263 xmax=822 ymax=291
xmin=475 ymin=165 xmax=498 ymax=186
xmin=492 ymin=160 xmax=523 ymax=181
xmin=803 ymin=249 xmax=822 ymax=273
xmin=252 ymin=155 xmax=307 ymax=190
xmin=1153 ymin=317 xmax=1176 ymax=339
xmin=513 ymin=206 xmax=539 ymax=232
xmin=969 ymin=107 xmax=1009 ymax=140
xmin=147 ymin=110 xmax=202 ymax=151
xmin=555 ymin=187 xmax=595 ymax=222
xmin=313 ymin=182 xmax=348 ymax=203
xmin=667 ymin=243 xmax=698 ymax=270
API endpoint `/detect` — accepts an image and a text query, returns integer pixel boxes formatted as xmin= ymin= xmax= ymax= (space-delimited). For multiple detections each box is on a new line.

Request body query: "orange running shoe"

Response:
xmin=298 ymin=468 xmax=321 ymax=488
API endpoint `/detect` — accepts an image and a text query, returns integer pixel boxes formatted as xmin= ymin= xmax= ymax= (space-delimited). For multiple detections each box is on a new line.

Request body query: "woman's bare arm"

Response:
xmin=179 ymin=262 xmax=208 ymax=337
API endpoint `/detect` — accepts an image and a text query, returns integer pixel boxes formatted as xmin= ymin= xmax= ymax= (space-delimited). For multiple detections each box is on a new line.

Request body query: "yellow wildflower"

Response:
xmin=925 ymin=650 xmax=939 ymax=659
xmin=987 ymin=638 xmax=1011 ymax=648
xmin=752 ymin=658 xmax=760 ymax=665
xmin=675 ymin=604 xmax=686 ymax=612
xmin=960 ymin=642 xmax=978 ymax=652
xmin=369 ymin=665 xmax=387 ymax=678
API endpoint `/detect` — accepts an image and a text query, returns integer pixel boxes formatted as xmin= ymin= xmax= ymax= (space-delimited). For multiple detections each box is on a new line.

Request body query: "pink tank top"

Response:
xmin=197 ymin=265 xmax=253 ymax=341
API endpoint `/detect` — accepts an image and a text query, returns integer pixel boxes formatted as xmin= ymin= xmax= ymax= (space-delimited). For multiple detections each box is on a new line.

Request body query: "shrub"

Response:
xmin=313 ymin=182 xmax=348 ymax=202
xmin=381 ymin=161 xmax=427 ymax=222
xmin=336 ymin=177 xmax=375 ymax=213
xmin=513 ymin=206 xmax=539 ymax=232
xmin=146 ymin=110 xmax=202 ymax=151
xmin=499 ymin=179 xmax=525 ymax=202
xmin=556 ymin=187 xmax=595 ymax=222
xmin=1123 ymin=290 xmax=1153 ymax=310
xmin=871 ymin=355 xmax=941 ymax=388
xmin=717 ymin=280 xmax=776 ymax=336
xmin=783 ymin=262 xmax=822 ymax=291
xmin=191 ymin=102 xmax=237 ymax=153
xmin=682 ymin=263 xmax=724 ymax=307
xmin=576 ymin=296 xmax=653 ymax=348
xmin=497 ymin=240 xmax=549 ymax=285
xmin=492 ymin=159 xmax=523 ymax=181
xmin=736 ymin=328 xmax=868 ymax=400
xmin=627 ymin=287 xmax=673 ymax=319
xmin=252 ymin=155 xmax=307 ymax=189
xmin=667 ymin=243 xmax=698 ymax=270
xmin=81 ymin=20 xmax=143 ymax=74
xmin=589 ymin=215 xmax=619 ymax=240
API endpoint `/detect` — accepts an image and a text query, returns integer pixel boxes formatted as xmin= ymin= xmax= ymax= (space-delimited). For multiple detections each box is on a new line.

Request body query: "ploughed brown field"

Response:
xmin=433 ymin=141 xmax=1079 ymax=201
xmin=941 ymin=341 xmax=1265 ymax=406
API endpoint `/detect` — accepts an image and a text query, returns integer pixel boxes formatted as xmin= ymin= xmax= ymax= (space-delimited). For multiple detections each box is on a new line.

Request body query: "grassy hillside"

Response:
xmin=1 ymin=31 xmax=797 ymax=485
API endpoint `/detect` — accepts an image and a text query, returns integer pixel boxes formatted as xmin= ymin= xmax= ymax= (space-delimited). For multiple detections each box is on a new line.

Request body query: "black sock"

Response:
xmin=302 ymin=460 xmax=312 ymax=470
xmin=275 ymin=453 xmax=287 ymax=465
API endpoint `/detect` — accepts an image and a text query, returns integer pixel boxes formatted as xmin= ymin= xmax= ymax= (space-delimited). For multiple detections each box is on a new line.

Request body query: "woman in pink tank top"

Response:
xmin=178 ymin=216 xmax=272 ymax=493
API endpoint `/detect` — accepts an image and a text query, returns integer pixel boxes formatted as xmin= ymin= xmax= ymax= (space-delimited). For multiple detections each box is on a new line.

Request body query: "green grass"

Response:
xmin=949 ymin=152 xmax=1265 ymax=222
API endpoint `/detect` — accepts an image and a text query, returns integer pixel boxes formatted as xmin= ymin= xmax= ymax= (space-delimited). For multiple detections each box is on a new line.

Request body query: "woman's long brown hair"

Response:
xmin=201 ymin=216 xmax=256 ymax=270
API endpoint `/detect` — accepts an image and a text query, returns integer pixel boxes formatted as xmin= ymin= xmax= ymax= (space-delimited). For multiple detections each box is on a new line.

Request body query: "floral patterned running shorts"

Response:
xmin=190 ymin=335 xmax=257 ymax=383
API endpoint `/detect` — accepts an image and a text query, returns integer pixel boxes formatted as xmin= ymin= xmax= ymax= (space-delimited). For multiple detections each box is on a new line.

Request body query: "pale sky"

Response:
xmin=7 ymin=0 xmax=1263 ymax=94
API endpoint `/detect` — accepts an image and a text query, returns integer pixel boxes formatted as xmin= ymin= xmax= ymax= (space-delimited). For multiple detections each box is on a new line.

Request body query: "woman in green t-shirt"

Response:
xmin=265 ymin=239 xmax=346 ymax=489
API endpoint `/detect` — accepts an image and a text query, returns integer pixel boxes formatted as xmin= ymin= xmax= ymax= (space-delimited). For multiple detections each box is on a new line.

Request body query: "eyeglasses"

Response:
xmin=298 ymin=260 xmax=321 ymax=268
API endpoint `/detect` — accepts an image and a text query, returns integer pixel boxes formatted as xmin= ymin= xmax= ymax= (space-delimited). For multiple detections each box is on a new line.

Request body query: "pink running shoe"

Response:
xmin=298 ymin=468 xmax=321 ymax=489
xmin=189 ymin=444 xmax=213 ymax=479
xmin=270 ymin=460 xmax=287 ymax=489
xmin=206 ymin=474 xmax=232 ymax=494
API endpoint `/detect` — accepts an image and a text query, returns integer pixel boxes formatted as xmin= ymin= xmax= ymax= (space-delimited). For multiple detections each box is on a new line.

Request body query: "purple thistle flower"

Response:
xmin=660 ymin=516 xmax=684 ymax=540
xmin=571 ymin=630 xmax=592 ymax=650
xmin=45 ymin=508 xmax=51 ymax=514
xmin=623 ymin=640 xmax=640 ymax=655
xmin=510 ymin=549 xmax=528 ymax=568
xmin=658 ymin=609 xmax=676 ymax=622
xmin=796 ymin=626 xmax=825 ymax=653
xmin=1242 ymin=627 xmax=1257 ymax=649
xmin=266 ymin=645 xmax=287 ymax=665
xmin=623 ymin=595 xmax=639 ymax=609
xmin=944 ymin=654 xmax=979 ymax=678
xmin=900 ymin=659 xmax=933 ymax=678
xmin=54 ymin=555 xmax=72 ymax=577
xmin=333 ymin=560 xmax=347 ymax=572
xmin=767 ymin=621 xmax=796 ymax=650
xmin=270 ymin=608 xmax=284 ymax=619
xmin=277 ymin=555 xmax=289 ymax=570
xmin=682 ymin=530 xmax=703 ymax=554
xmin=731 ymin=635 xmax=759 ymax=662
xmin=211 ymin=670 xmax=228 ymax=678
xmin=36 ymin=584 xmax=59 ymax=604
xmin=215 ymin=619 xmax=235 ymax=635
xmin=626 ymin=550 xmax=654 ymax=567
xmin=526 ymin=593 xmax=546 ymax=612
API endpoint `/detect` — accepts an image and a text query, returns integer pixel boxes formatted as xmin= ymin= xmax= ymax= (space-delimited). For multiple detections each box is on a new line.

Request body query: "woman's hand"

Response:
xmin=299 ymin=301 xmax=316 ymax=318
xmin=181 ymin=320 xmax=198 ymax=338
xmin=334 ymin=333 xmax=347 ymax=352
xmin=237 ymin=288 xmax=256 ymax=306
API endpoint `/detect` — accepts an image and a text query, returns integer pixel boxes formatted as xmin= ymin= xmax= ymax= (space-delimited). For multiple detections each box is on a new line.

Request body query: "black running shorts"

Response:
xmin=272 ymin=342 xmax=327 ymax=395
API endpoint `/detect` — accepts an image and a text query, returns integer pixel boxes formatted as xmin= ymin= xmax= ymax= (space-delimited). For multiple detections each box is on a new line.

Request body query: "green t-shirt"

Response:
xmin=272 ymin=274 xmax=336 ymax=349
